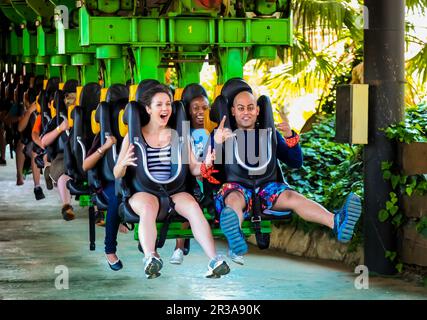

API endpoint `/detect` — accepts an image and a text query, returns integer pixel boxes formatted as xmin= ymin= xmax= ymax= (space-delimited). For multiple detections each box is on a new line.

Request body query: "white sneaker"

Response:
xmin=228 ymin=250 xmax=244 ymax=265
xmin=144 ymin=255 xmax=163 ymax=279
xmin=205 ymin=255 xmax=230 ymax=278
xmin=169 ymin=248 xmax=184 ymax=265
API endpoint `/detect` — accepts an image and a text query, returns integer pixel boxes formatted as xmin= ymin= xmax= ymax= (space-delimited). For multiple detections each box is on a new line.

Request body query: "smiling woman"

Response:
xmin=114 ymin=83 xmax=230 ymax=279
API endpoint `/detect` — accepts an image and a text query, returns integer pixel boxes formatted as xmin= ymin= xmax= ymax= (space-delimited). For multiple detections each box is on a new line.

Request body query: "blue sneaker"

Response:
xmin=220 ymin=207 xmax=248 ymax=255
xmin=334 ymin=193 xmax=362 ymax=243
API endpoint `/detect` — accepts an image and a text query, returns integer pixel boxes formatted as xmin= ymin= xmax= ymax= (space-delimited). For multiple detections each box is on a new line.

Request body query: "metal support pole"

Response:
xmin=89 ymin=206 xmax=96 ymax=251
xmin=363 ymin=0 xmax=405 ymax=275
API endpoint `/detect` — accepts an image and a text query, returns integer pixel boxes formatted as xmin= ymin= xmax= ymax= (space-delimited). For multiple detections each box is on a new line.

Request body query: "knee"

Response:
xmin=224 ymin=192 xmax=245 ymax=210
xmin=129 ymin=197 xmax=158 ymax=218
xmin=280 ymin=190 xmax=303 ymax=208
xmin=187 ymin=200 xmax=202 ymax=214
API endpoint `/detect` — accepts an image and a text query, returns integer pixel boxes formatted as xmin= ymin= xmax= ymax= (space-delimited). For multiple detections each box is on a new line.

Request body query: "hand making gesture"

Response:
xmin=213 ymin=116 xmax=234 ymax=144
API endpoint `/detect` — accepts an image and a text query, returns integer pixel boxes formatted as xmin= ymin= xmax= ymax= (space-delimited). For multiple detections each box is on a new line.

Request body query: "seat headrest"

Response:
xmin=257 ymin=95 xmax=275 ymax=129
xmin=34 ymin=76 xmax=44 ymax=93
xmin=106 ymin=84 xmax=129 ymax=103
xmin=63 ymin=79 xmax=78 ymax=94
xmin=135 ymin=79 xmax=160 ymax=104
xmin=211 ymin=81 xmax=274 ymax=131
xmin=209 ymin=95 xmax=229 ymax=125
xmin=220 ymin=78 xmax=252 ymax=107
xmin=54 ymin=90 xmax=67 ymax=116
xmin=46 ymin=77 xmax=60 ymax=96
xmin=16 ymin=83 xmax=28 ymax=102
xmin=182 ymin=84 xmax=208 ymax=106
xmin=27 ymin=88 xmax=38 ymax=104
xmin=182 ymin=83 xmax=208 ymax=118
xmin=80 ymin=83 xmax=101 ymax=109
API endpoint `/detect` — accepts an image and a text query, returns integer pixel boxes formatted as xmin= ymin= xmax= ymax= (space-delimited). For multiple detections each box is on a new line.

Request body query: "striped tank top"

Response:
xmin=146 ymin=144 xmax=172 ymax=181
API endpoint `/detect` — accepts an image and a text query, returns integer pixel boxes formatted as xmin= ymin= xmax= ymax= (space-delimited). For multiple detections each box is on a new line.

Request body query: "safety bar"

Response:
xmin=233 ymin=128 xmax=273 ymax=173
xmin=133 ymin=136 xmax=184 ymax=185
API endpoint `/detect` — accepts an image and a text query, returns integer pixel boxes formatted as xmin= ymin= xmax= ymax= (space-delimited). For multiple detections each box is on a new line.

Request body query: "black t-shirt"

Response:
xmin=87 ymin=134 xmax=101 ymax=158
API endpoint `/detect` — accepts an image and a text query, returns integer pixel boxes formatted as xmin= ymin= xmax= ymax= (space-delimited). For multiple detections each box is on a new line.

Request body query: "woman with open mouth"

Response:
xmin=114 ymin=84 xmax=230 ymax=279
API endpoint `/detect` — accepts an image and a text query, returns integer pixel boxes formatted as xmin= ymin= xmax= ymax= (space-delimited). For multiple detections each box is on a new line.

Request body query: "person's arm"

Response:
xmin=276 ymin=130 xmax=303 ymax=169
xmin=113 ymin=134 xmax=137 ymax=179
xmin=41 ymin=118 xmax=69 ymax=148
xmin=189 ymin=141 xmax=219 ymax=185
xmin=82 ymin=135 xmax=116 ymax=171
xmin=3 ymin=104 xmax=23 ymax=125
xmin=31 ymin=115 xmax=43 ymax=149
xmin=18 ymin=103 xmax=37 ymax=132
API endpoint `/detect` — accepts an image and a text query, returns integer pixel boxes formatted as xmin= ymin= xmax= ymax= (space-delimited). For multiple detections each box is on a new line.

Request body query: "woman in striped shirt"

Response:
xmin=114 ymin=84 xmax=230 ymax=279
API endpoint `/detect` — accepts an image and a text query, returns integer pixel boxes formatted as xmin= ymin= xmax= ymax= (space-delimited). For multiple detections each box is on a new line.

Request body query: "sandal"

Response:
xmin=61 ymin=204 xmax=75 ymax=221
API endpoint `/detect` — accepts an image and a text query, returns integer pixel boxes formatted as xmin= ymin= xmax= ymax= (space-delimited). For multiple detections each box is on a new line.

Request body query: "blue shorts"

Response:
xmin=215 ymin=181 xmax=292 ymax=219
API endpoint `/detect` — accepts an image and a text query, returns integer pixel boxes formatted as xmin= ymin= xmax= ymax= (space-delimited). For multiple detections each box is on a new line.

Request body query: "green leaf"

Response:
xmin=383 ymin=170 xmax=391 ymax=180
xmin=396 ymin=263 xmax=403 ymax=273
xmin=379 ymin=209 xmax=389 ymax=222
xmin=406 ymin=187 xmax=413 ymax=196
xmin=392 ymin=214 xmax=403 ymax=227
xmin=391 ymin=175 xmax=400 ymax=189
xmin=389 ymin=206 xmax=398 ymax=216
xmin=385 ymin=250 xmax=397 ymax=261
xmin=381 ymin=161 xmax=393 ymax=170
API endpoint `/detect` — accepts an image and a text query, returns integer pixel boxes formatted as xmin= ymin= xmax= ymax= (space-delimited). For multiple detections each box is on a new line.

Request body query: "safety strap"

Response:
xmin=250 ymin=187 xmax=270 ymax=250
xmin=155 ymin=185 xmax=177 ymax=249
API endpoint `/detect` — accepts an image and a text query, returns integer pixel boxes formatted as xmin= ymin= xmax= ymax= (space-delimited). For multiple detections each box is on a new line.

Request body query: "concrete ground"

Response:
xmin=1 ymin=151 xmax=427 ymax=300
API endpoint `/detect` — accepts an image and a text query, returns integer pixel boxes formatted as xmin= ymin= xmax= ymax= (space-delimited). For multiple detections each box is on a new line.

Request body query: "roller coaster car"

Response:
xmin=88 ymin=84 xmax=129 ymax=210
xmin=209 ymin=78 xmax=292 ymax=249
xmin=118 ymin=81 xmax=191 ymax=250
xmin=64 ymin=83 xmax=101 ymax=196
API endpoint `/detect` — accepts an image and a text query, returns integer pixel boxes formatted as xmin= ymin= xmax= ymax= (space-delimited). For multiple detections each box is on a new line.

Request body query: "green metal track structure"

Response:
xmin=0 ymin=0 xmax=293 ymax=241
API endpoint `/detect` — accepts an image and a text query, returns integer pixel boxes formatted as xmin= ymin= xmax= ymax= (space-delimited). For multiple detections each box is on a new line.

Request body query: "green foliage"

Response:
xmin=416 ymin=217 xmax=427 ymax=238
xmin=384 ymin=102 xmax=427 ymax=143
xmin=381 ymin=165 xmax=427 ymax=199
xmin=385 ymin=250 xmax=404 ymax=273
xmin=284 ymin=113 xmax=363 ymax=208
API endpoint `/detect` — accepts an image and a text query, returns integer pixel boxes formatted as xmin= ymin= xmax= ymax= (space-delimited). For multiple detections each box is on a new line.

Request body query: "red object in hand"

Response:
xmin=201 ymin=163 xmax=220 ymax=184
xmin=285 ymin=133 xmax=300 ymax=148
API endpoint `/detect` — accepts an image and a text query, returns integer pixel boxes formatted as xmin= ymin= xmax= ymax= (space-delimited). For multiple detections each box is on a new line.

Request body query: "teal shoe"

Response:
xmin=334 ymin=193 xmax=362 ymax=243
xmin=220 ymin=207 xmax=248 ymax=255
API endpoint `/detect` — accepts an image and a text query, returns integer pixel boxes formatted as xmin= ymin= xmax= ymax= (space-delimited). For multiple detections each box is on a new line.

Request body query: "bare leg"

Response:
xmin=57 ymin=174 xmax=71 ymax=205
xmin=0 ymin=126 xmax=6 ymax=161
xmin=31 ymin=152 xmax=40 ymax=187
xmin=272 ymin=190 xmax=334 ymax=229
xmin=15 ymin=141 xmax=25 ymax=185
xmin=175 ymin=222 xmax=189 ymax=250
xmin=129 ymin=192 xmax=159 ymax=259
xmin=171 ymin=192 xmax=216 ymax=259
xmin=223 ymin=191 xmax=246 ymax=226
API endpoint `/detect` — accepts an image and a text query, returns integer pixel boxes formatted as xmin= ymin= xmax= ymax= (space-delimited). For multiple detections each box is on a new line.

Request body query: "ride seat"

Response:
xmin=210 ymin=78 xmax=292 ymax=222
xmin=65 ymin=83 xmax=101 ymax=195
xmin=89 ymin=84 xmax=129 ymax=209
xmin=118 ymin=83 xmax=189 ymax=225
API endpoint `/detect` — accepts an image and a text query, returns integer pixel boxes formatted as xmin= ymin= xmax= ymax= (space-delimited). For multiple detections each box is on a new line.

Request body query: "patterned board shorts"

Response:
xmin=215 ymin=181 xmax=292 ymax=219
